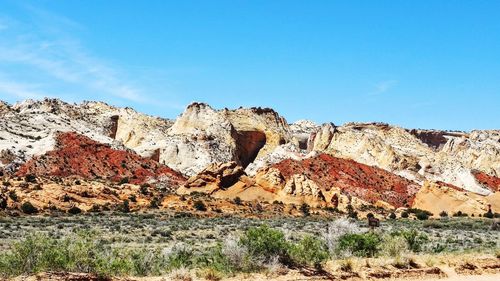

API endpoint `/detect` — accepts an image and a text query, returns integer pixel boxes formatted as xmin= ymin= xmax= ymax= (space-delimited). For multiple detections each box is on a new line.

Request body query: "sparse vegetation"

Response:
xmin=0 ymin=214 xmax=497 ymax=278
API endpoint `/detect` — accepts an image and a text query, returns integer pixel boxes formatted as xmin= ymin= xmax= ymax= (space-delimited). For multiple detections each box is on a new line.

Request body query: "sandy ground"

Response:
xmin=404 ymin=274 xmax=500 ymax=281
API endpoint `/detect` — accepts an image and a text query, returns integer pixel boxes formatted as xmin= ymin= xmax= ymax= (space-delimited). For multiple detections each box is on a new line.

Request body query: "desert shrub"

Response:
xmin=8 ymin=191 xmax=17 ymax=202
xmin=389 ymin=212 xmax=397 ymax=220
xmin=167 ymin=267 xmax=192 ymax=281
xmin=323 ymin=218 xmax=360 ymax=257
xmin=300 ymin=203 xmax=310 ymax=216
xmin=195 ymin=246 xmax=234 ymax=276
xmin=193 ymin=200 xmax=207 ymax=211
xmin=120 ymin=200 xmax=130 ymax=213
xmin=119 ymin=177 xmax=129 ymax=185
xmin=439 ymin=211 xmax=448 ymax=218
xmin=240 ymin=225 xmax=290 ymax=264
xmin=401 ymin=211 xmax=409 ymax=218
xmin=25 ymin=174 xmax=37 ymax=183
xmin=337 ymin=232 xmax=382 ymax=258
xmin=381 ymin=235 xmax=409 ymax=257
xmin=0 ymin=196 xmax=6 ymax=209
xmin=198 ymin=267 xmax=223 ymax=281
xmin=289 ymin=235 xmax=329 ymax=268
xmin=67 ymin=206 xmax=82 ymax=215
xmin=149 ymin=197 xmax=160 ymax=209
xmin=21 ymin=201 xmax=38 ymax=214
xmin=140 ymin=184 xmax=150 ymax=195
xmin=408 ymin=208 xmax=432 ymax=220
xmin=233 ymin=197 xmax=242 ymax=205
xmin=393 ymin=229 xmax=428 ymax=253
xmin=416 ymin=211 xmax=430 ymax=220
xmin=164 ymin=245 xmax=193 ymax=270
xmin=484 ymin=210 xmax=494 ymax=219
xmin=0 ymin=231 xmax=167 ymax=277
xmin=346 ymin=204 xmax=358 ymax=219
xmin=452 ymin=211 xmax=468 ymax=217
xmin=220 ymin=235 xmax=249 ymax=271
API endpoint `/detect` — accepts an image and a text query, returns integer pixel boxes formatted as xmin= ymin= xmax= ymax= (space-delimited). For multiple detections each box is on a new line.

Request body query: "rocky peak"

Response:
xmin=12 ymin=98 xmax=76 ymax=115
xmin=0 ymin=100 xmax=11 ymax=115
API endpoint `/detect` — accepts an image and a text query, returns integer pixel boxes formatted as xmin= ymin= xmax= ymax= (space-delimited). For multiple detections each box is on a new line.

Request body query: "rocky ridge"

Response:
xmin=1 ymin=98 xmax=499 ymax=216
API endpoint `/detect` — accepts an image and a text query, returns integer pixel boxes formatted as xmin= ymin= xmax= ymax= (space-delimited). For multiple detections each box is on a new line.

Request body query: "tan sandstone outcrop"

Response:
xmin=308 ymin=122 xmax=500 ymax=195
xmin=159 ymin=103 xmax=292 ymax=176
xmin=412 ymin=181 xmax=498 ymax=216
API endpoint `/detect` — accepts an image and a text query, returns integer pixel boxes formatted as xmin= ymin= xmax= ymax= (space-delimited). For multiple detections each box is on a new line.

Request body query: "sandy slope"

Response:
xmin=413 ymin=274 xmax=500 ymax=281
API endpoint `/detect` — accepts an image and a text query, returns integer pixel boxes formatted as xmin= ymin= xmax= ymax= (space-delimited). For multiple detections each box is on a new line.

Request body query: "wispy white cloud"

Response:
xmin=370 ymin=79 xmax=398 ymax=95
xmin=0 ymin=5 xmax=179 ymax=109
xmin=0 ymin=78 xmax=49 ymax=99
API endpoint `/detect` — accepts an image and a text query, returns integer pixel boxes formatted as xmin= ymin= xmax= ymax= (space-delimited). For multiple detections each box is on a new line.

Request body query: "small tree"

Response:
xmin=21 ymin=201 xmax=38 ymax=214
xmin=68 ymin=206 xmax=82 ymax=215
xmin=300 ymin=203 xmax=310 ymax=216
xmin=233 ymin=197 xmax=242 ymax=205
xmin=389 ymin=212 xmax=397 ymax=220
xmin=439 ymin=211 xmax=448 ymax=218
xmin=25 ymin=174 xmax=37 ymax=183
xmin=193 ymin=200 xmax=207 ymax=211
xmin=119 ymin=177 xmax=129 ymax=185
xmin=8 ymin=190 xmax=18 ymax=202
xmin=120 ymin=199 xmax=130 ymax=213
xmin=401 ymin=211 xmax=409 ymax=218
xmin=416 ymin=211 xmax=430 ymax=220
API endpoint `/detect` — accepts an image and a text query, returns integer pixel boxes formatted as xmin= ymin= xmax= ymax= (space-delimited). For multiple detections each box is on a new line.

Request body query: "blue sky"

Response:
xmin=0 ymin=1 xmax=499 ymax=131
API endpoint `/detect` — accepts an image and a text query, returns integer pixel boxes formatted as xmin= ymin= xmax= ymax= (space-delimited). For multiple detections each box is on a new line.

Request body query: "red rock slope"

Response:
xmin=16 ymin=132 xmax=186 ymax=185
xmin=472 ymin=170 xmax=500 ymax=192
xmin=272 ymin=154 xmax=421 ymax=208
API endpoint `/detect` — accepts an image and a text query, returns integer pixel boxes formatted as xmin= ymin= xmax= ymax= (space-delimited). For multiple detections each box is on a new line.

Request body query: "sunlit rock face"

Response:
xmin=308 ymin=122 xmax=500 ymax=195
xmin=159 ymin=103 xmax=292 ymax=176
xmin=1 ymin=97 xmax=499 ymax=199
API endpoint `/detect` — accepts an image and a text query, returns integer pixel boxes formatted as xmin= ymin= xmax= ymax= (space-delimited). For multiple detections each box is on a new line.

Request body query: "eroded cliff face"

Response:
xmin=0 ymin=99 xmax=173 ymax=172
xmin=1 ymin=97 xmax=499 ymax=210
xmin=158 ymin=103 xmax=292 ymax=176
xmin=179 ymin=153 xmax=420 ymax=209
xmin=16 ymin=132 xmax=186 ymax=186
xmin=308 ymin=122 xmax=500 ymax=195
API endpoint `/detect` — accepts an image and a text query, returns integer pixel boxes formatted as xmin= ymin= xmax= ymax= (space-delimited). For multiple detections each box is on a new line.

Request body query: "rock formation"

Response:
xmin=308 ymin=122 xmax=500 ymax=195
xmin=159 ymin=103 xmax=291 ymax=176
xmin=1 ymin=98 xmax=499 ymax=216
xmin=16 ymin=132 xmax=185 ymax=186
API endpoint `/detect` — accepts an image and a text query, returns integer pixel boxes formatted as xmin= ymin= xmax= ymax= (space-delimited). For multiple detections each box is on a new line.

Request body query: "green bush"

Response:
xmin=453 ymin=211 xmax=468 ymax=217
xmin=381 ymin=235 xmax=408 ymax=257
xmin=337 ymin=232 xmax=382 ymax=257
xmin=233 ymin=197 xmax=242 ymax=205
xmin=416 ymin=211 xmax=430 ymax=220
xmin=240 ymin=225 xmax=290 ymax=263
xmin=289 ymin=235 xmax=329 ymax=268
xmin=25 ymin=174 xmax=37 ymax=183
xmin=401 ymin=211 xmax=409 ymax=218
xmin=393 ymin=229 xmax=428 ymax=252
xmin=8 ymin=191 xmax=18 ymax=202
xmin=21 ymin=201 xmax=38 ymax=214
xmin=408 ymin=208 xmax=433 ymax=220
xmin=119 ymin=177 xmax=129 ymax=185
xmin=300 ymin=203 xmax=310 ymax=216
xmin=120 ymin=200 xmax=130 ymax=213
xmin=0 ymin=232 xmax=169 ymax=278
xmin=193 ymin=200 xmax=207 ymax=211
xmin=165 ymin=246 xmax=193 ymax=270
xmin=484 ymin=210 xmax=494 ymax=219
xmin=67 ymin=206 xmax=82 ymax=215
